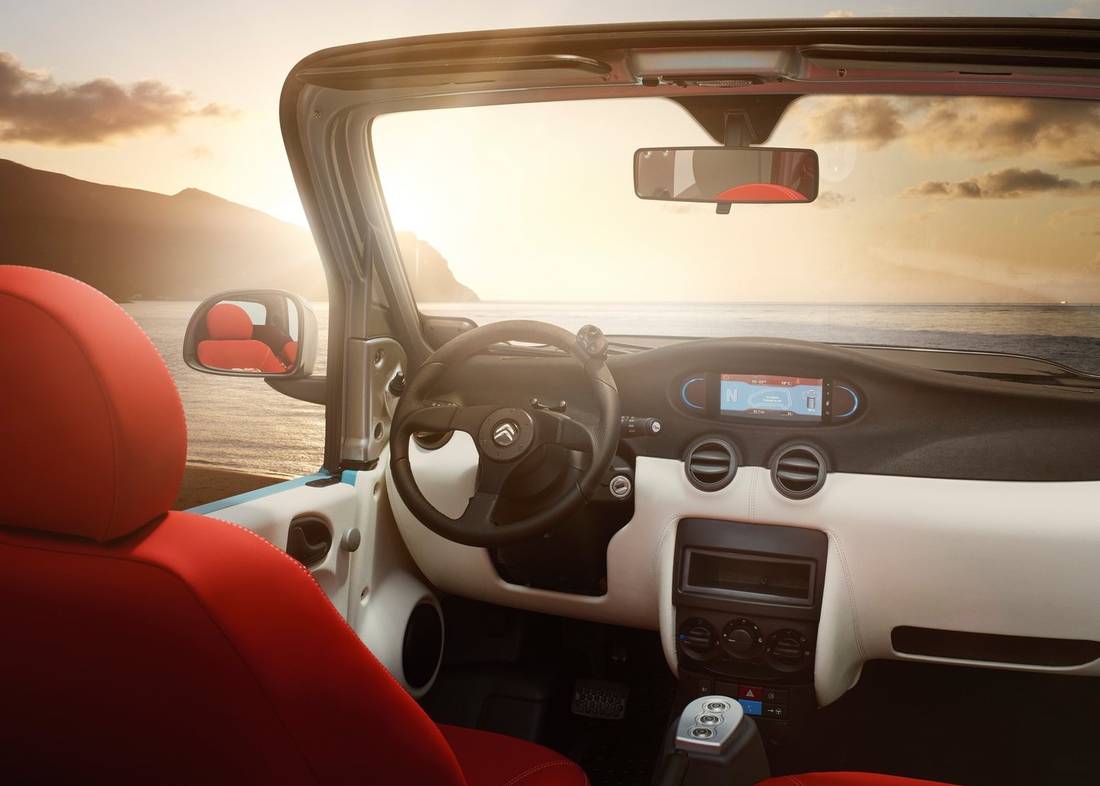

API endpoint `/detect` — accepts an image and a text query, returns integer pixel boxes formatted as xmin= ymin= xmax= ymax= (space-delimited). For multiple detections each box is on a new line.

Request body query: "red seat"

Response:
xmin=0 ymin=266 xmax=586 ymax=786
xmin=758 ymin=775 xmax=955 ymax=785
xmin=283 ymin=338 xmax=300 ymax=365
xmin=198 ymin=301 xmax=287 ymax=373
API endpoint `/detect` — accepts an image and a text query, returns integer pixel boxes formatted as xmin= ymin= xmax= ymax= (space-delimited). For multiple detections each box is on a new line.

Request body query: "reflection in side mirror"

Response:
xmin=183 ymin=290 xmax=317 ymax=378
xmin=634 ymin=146 xmax=819 ymax=204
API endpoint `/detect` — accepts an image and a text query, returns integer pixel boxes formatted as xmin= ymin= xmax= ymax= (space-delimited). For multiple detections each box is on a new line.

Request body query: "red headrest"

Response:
xmin=0 ymin=266 xmax=186 ymax=542
xmin=206 ymin=302 xmax=254 ymax=340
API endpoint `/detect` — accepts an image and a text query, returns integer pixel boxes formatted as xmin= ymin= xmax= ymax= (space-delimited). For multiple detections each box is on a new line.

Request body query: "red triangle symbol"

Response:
xmin=745 ymin=689 xmax=756 ymax=698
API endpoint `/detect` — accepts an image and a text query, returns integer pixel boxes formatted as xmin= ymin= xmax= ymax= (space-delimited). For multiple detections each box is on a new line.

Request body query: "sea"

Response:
xmin=126 ymin=301 xmax=1100 ymax=479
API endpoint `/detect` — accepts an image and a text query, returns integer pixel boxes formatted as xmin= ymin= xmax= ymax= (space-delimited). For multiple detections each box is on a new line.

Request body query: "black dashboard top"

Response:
xmin=435 ymin=336 xmax=1100 ymax=482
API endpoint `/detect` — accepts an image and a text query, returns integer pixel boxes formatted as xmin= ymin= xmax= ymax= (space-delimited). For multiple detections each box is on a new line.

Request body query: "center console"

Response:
xmin=672 ymin=518 xmax=829 ymax=743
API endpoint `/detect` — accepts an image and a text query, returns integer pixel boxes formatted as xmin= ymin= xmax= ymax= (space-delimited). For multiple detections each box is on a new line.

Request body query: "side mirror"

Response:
xmin=183 ymin=290 xmax=317 ymax=379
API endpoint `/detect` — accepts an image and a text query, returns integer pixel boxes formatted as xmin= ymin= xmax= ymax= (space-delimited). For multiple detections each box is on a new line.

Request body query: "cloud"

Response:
xmin=804 ymin=96 xmax=1100 ymax=167
xmin=815 ymin=190 xmax=851 ymax=208
xmin=905 ymin=167 xmax=1100 ymax=199
xmin=806 ymin=96 xmax=905 ymax=150
xmin=1056 ymin=0 xmax=1100 ymax=17
xmin=0 ymin=52 xmax=235 ymax=145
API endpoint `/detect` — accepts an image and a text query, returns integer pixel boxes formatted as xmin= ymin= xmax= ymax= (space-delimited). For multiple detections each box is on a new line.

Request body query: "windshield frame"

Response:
xmin=279 ymin=18 xmax=1100 ymax=466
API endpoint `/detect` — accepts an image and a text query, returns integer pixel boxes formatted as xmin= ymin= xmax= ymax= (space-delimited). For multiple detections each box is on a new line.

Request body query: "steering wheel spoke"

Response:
xmin=532 ymin=409 xmax=594 ymax=452
xmin=403 ymin=402 xmax=498 ymax=437
xmin=456 ymin=458 xmax=515 ymax=528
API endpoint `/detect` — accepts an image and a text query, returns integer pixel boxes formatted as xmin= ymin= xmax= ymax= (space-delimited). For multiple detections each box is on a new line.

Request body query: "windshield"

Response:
xmin=372 ymin=95 xmax=1100 ymax=374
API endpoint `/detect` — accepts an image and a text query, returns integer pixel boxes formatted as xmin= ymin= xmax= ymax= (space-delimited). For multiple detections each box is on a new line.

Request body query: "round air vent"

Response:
xmin=684 ymin=437 xmax=738 ymax=491
xmin=771 ymin=444 xmax=827 ymax=499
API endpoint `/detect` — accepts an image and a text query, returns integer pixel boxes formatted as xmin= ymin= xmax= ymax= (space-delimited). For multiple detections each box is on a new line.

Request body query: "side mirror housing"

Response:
xmin=183 ymin=290 xmax=317 ymax=379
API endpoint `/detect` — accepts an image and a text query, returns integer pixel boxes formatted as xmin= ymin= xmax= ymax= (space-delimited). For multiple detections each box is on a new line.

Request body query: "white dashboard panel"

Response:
xmin=389 ymin=442 xmax=1100 ymax=706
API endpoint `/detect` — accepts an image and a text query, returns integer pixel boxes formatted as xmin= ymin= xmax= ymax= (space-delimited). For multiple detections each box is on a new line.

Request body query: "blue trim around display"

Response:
xmin=186 ymin=468 xmax=356 ymax=515
xmin=835 ymin=384 xmax=861 ymax=418
xmin=681 ymin=376 xmax=705 ymax=410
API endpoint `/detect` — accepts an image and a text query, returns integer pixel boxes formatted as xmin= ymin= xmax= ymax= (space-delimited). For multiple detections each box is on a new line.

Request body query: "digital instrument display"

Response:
xmin=719 ymin=374 xmax=824 ymax=422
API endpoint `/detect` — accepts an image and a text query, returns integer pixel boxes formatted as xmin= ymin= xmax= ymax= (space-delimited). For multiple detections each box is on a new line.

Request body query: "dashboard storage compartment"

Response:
xmin=891 ymin=626 xmax=1100 ymax=667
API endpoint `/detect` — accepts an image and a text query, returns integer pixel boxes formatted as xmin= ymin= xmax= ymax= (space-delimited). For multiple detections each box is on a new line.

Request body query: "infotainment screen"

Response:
xmin=719 ymin=374 xmax=824 ymax=422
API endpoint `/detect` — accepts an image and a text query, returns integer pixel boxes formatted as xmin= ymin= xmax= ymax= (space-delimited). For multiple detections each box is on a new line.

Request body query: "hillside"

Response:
xmin=396 ymin=231 xmax=478 ymax=302
xmin=0 ymin=159 xmax=476 ymax=303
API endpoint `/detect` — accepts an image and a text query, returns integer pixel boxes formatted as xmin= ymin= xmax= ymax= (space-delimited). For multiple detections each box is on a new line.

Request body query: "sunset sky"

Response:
xmin=2 ymin=1 xmax=1098 ymax=302
xmin=1 ymin=0 xmax=1096 ymax=224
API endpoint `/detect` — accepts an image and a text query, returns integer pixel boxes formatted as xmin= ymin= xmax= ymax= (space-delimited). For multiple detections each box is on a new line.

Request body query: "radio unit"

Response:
xmin=682 ymin=548 xmax=816 ymax=607
xmin=673 ymin=519 xmax=828 ymax=736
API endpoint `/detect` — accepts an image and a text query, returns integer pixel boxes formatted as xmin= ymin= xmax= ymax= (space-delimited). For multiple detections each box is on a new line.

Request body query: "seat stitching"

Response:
xmin=0 ymin=536 xmax=323 ymax=784
xmin=502 ymin=760 xmax=584 ymax=786
xmin=204 ymin=517 xmax=425 ymax=700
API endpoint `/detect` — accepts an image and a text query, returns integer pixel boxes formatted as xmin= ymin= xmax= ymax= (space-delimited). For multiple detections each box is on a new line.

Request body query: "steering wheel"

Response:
xmin=389 ymin=320 xmax=620 ymax=547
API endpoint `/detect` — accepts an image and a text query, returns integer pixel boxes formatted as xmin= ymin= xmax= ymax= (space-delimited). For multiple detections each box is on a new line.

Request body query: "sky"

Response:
xmin=374 ymin=95 xmax=1100 ymax=303
xmin=1 ymin=0 xmax=1098 ymax=303
xmin=1 ymin=0 xmax=1097 ymax=225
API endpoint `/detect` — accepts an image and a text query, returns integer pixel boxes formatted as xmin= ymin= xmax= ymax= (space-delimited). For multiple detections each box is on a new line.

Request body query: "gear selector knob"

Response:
xmin=674 ymin=695 xmax=745 ymax=754
xmin=663 ymin=694 xmax=771 ymax=785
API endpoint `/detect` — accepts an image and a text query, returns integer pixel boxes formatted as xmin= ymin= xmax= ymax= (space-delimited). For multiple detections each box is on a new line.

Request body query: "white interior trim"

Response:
xmin=392 ymin=440 xmax=1100 ymax=706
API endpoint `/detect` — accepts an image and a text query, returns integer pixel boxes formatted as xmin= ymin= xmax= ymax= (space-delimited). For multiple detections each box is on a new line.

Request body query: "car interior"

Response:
xmin=3 ymin=16 xmax=1100 ymax=786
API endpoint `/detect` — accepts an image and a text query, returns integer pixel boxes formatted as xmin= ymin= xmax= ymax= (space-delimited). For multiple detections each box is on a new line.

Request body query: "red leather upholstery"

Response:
xmin=0 ymin=265 xmax=186 ymax=541
xmin=758 ymin=774 xmax=956 ymax=785
xmin=198 ymin=336 xmax=288 ymax=372
xmin=442 ymin=725 xmax=588 ymax=786
xmin=206 ymin=300 xmax=255 ymax=339
xmin=0 ymin=265 xmax=585 ymax=786
xmin=198 ymin=302 xmax=286 ymax=373
xmin=0 ymin=512 xmax=469 ymax=786
xmin=716 ymin=183 xmax=806 ymax=202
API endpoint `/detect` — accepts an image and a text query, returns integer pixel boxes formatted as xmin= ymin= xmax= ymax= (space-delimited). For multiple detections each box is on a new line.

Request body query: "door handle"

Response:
xmin=286 ymin=516 xmax=332 ymax=568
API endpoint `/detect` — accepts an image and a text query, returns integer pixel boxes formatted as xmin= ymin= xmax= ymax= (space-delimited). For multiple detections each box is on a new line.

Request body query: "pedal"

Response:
xmin=571 ymin=679 xmax=629 ymax=720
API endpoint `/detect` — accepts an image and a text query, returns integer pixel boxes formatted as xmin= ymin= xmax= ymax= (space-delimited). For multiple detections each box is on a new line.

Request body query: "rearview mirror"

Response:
xmin=183 ymin=290 xmax=317 ymax=378
xmin=634 ymin=146 xmax=818 ymax=204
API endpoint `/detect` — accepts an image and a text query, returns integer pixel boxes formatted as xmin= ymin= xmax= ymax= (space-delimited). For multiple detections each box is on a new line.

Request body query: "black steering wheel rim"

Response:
xmin=389 ymin=320 xmax=620 ymax=547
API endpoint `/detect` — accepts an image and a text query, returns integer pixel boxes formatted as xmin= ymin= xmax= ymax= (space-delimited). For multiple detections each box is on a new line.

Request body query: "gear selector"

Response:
xmin=655 ymin=695 xmax=771 ymax=786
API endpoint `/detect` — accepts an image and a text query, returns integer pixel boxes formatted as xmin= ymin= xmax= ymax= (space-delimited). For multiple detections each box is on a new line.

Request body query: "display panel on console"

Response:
xmin=719 ymin=374 xmax=824 ymax=422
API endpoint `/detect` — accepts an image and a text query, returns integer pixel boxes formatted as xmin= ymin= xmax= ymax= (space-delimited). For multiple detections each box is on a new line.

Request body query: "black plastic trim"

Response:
xmin=770 ymin=444 xmax=828 ymax=500
xmin=674 ymin=519 xmax=828 ymax=622
xmin=892 ymin=626 xmax=1100 ymax=667
xmin=402 ymin=603 xmax=444 ymax=689
xmin=684 ymin=436 xmax=739 ymax=491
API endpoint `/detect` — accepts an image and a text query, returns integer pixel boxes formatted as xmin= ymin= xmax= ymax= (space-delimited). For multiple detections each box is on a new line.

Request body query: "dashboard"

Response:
xmin=386 ymin=336 xmax=1100 ymax=712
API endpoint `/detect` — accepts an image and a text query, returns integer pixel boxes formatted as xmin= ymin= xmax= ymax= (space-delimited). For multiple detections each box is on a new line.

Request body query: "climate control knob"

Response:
xmin=678 ymin=618 xmax=718 ymax=660
xmin=765 ymin=629 xmax=811 ymax=670
xmin=720 ymin=618 xmax=763 ymax=658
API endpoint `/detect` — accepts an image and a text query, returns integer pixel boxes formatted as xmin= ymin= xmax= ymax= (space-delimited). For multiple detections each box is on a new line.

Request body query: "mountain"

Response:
xmin=396 ymin=232 xmax=478 ymax=302
xmin=0 ymin=159 xmax=477 ymax=303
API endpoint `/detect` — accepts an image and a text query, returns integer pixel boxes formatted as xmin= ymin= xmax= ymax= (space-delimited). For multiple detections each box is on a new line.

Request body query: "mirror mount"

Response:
xmin=722 ymin=110 xmax=757 ymax=147
xmin=266 ymin=375 xmax=328 ymax=405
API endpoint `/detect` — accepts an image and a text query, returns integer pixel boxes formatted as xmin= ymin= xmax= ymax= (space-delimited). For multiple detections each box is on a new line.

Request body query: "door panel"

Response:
xmin=191 ymin=476 xmax=359 ymax=612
